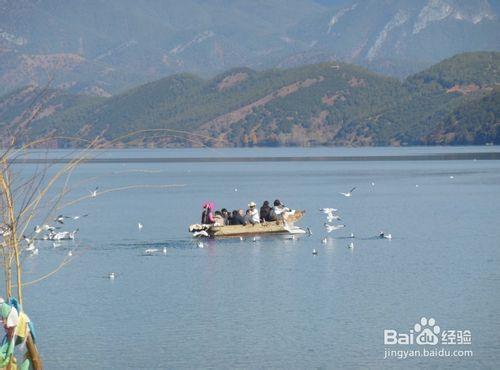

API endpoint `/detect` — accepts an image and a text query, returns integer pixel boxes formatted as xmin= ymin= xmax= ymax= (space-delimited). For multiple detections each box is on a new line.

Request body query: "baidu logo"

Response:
xmin=383 ymin=317 xmax=473 ymax=359
xmin=414 ymin=317 xmax=440 ymax=345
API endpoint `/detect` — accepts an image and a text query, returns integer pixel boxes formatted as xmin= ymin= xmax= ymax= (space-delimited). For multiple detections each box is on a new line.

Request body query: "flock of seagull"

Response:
xmin=311 ymin=185 xmax=393 ymax=256
xmin=7 ymin=175 xmax=456 ymax=280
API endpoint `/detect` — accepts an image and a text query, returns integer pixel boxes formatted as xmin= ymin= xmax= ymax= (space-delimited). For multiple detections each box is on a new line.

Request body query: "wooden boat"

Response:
xmin=189 ymin=210 xmax=307 ymax=238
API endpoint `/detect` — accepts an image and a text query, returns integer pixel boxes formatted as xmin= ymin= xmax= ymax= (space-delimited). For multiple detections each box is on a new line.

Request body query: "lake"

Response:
xmin=6 ymin=147 xmax=500 ymax=369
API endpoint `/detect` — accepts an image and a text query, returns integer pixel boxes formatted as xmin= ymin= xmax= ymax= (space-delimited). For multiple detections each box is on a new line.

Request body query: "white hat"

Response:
xmin=248 ymin=201 xmax=256 ymax=207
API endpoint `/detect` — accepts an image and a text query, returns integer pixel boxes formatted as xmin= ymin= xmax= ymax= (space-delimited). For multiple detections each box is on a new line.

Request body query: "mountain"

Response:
xmin=0 ymin=0 xmax=498 ymax=96
xmin=1 ymin=51 xmax=498 ymax=147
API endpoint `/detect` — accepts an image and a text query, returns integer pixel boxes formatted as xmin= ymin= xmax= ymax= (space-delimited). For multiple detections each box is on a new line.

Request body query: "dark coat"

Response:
xmin=230 ymin=214 xmax=246 ymax=225
xmin=260 ymin=205 xmax=272 ymax=221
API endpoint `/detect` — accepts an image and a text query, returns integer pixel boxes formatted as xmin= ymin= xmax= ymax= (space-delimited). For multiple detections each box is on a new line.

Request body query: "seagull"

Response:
xmin=340 ymin=187 xmax=356 ymax=197
xmin=320 ymin=208 xmax=338 ymax=214
xmin=192 ymin=230 xmax=209 ymax=237
xmin=68 ymin=250 xmax=73 ymax=257
xmin=239 ymin=236 xmax=244 ymax=241
xmin=31 ymin=248 xmax=39 ymax=256
xmin=108 ymin=272 xmax=115 ymax=279
xmin=163 ymin=247 xmax=167 ymax=255
xmin=69 ymin=214 xmax=88 ymax=220
xmin=321 ymin=237 xmax=327 ymax=244
xmin=348 ymin=242 xmax=354 ymax=249
xmin=326 ymin=214 xmax=342 ymax=222
xmin=371 ymin=182 xmax=375 ymax=186
xmin=379 ymin=231 xmax=392 ymax=239
xmin=138 ymin=222 xmax=143 ymax=231
xmin=415 ymin=184 xmax=419 ymax=188
xmin=144 ymin=248 xmax=159 ymax=255
xmin=312 ymin=249 xmax=318 ymax=255
xmin=197 ymin=242 xmax=204 ymax=248
xmin=252 ymin=237 xmax=259 ymax=242
xmin=234 ymin=188 xmax=238 ymax=192
xmin=49 ymin=229 xmax=79 ymax=241
xmin=54 ymin=215 xmax=66 ymax=224
xmin=350 ymin=233 xmax=355 ymax=238
xmin=53 ymin=242 xmax=61 ymax=248
xmin=89 ymin=187 xmax=98 ymax=198
xmin=449 ymin=175 xmax=454 ymax=179
xmin=324 ymin=223 xmax=346 ymax=233
xmin=34 ymin=224 xmax=56 ymax=234
xmin=25 ymin=240 xmax=36 ymax=252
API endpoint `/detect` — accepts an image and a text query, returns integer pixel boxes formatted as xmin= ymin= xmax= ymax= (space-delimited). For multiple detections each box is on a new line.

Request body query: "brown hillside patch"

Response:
xmin=322 ymin=92 xmax=346 ymax=106
xmin=217 ymin=72 xmax=248 ymax=91
xmin=199 ymin=76 xmax=325 ymax=141
xmin=446 ymin=84 xmax=479 ymax=95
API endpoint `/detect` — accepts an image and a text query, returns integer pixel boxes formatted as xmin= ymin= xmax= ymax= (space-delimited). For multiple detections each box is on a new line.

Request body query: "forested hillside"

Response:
xmin=1 ymin=52 xmax=498 ymax=147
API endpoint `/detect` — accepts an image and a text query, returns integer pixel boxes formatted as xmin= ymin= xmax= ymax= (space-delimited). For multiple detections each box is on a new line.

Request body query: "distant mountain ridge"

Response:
xmin=1 ymin=51 xmax=498 ymax=147
xmin=0 ymin=0 xmax=499 ymax=96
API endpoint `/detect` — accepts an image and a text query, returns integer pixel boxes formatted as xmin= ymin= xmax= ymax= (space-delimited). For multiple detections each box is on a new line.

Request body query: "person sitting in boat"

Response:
xmin=260 ymin=200 xmax=272 ymax=222
xmin=213 ymin=211 xmax=225 ymax=226
xmin=230 ymin=209 xmax=246 ymax=225
xmin=221 ymin=208 xmax=231 ymax=225
xmin=270 ymin=199 xmax=291 ymax=221
xmin=247 ymin=201 xmax=260 ymax=224
xmin=201 ymin=202 xmax=215 ymax=224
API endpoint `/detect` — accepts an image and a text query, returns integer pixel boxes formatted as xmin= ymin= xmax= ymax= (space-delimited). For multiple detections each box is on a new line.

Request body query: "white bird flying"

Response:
xmin=54 ymin=215 xmax=66 ymax=224
xmin=54 ymin=214 xmax=88 ymax=224
xmin=69 ymin=214 xmax=88 ymax=220
xmin=340 ymin=187 xmax=356 ymax=197
xmin=25 ymin=240 xmax=36 ymax=252
xmin=326 ymin=214 xmax=342 ymax=222
xmin=324 ymin=223 xmax=346 ymax=233
xmin=379 ymin=231 xmax=392 ymax=239
xmin=320 ymin=208 xmax=338 ymax=214
xmin=90 ymin=187 xmax=98 ymax=198
xmin=34 ymin=224 xmax=56 ymax=234
xmin=192 ymin=230 xmax=209 ymax=237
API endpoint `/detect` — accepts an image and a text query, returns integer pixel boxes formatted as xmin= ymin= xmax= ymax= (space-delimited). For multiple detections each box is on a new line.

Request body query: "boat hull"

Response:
xmin=207 ymin=223 xmax=305 ymax=237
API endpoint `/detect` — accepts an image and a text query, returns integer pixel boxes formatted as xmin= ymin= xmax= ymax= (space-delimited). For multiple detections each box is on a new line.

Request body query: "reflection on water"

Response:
xmin=6 ymin=148 xmax=500 ymax=369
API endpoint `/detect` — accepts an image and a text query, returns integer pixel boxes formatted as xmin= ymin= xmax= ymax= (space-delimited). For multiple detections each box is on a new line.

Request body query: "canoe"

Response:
xmin=189 ymin=210 xmax=307 ymax=238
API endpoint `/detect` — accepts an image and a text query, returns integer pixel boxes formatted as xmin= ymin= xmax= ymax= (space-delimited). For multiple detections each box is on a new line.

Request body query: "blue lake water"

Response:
xmin=6 ymin=147 xmax=500 ymax=368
